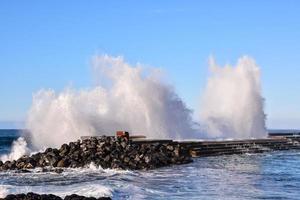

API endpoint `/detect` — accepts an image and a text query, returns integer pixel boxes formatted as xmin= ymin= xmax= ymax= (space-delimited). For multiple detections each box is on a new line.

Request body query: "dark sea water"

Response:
xmin=1 ymin=129 xmax=300 ymax=199
xmin=0 ymin=129 xmax=21 ymax=155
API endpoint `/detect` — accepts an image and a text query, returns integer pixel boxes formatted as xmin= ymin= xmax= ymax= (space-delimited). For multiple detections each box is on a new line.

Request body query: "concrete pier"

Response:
xmin=129 ymin=134 xmax=300 ymax=158
xmin=183 ymin=138 xmax=300 ymax=157
xmin=81 ymin=132 xmax=300 ymax=158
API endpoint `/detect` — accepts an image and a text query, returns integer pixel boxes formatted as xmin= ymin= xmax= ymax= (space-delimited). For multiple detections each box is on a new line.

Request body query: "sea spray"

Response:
xmin=0 ymin=186 xmax=9 ymax=199
xmin=200 ymin=56 xmax=266 ymax=138
xmin=0 ymin=137 xmax=29 ymax=162
xmin=26 ymin=55 xmax=198 ymax=150
xmin=24 ymin=55 xmax=267 ymax=150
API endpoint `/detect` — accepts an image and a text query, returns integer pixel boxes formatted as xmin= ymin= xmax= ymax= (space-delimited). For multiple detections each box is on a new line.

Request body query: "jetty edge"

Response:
xmin=0 ymin=131 xmax=192 ymax=171
xmin=184 ymin=131 xmax=300 ymax=157
xmin=1 ymin=131 xmax=300 ymax=172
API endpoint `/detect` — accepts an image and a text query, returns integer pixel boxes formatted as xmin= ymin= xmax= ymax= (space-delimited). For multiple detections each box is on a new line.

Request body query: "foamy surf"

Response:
xmin=0 ymin=163 xmax=133 ymax=198
xmin=0 ymin=137 xmax=29 ymax=162
xmin=0 ymin=186 xmax=9 ymax=199
xmin=0 ymin=162 xmax=135 ymax=177
xmin=0 ymin=184 xmax=113 ymax=199
xmin=1 ymin=149 xmax=300 ymax=199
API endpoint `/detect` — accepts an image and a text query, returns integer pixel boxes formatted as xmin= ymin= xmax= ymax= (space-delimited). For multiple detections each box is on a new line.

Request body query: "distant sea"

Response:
xmin=1 ymin=129 xmax=300 ymax=199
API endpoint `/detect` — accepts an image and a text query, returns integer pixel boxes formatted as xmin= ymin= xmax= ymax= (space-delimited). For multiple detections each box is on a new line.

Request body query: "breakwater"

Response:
xmin=1 ymin=132 xmax=300 ymax=172
xmin=0 ymin=134 xmax=191 ymax=171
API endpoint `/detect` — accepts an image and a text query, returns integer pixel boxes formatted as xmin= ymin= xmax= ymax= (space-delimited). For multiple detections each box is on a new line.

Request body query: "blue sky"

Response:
xmin=0 ymin=1 xmax=300 ymax=129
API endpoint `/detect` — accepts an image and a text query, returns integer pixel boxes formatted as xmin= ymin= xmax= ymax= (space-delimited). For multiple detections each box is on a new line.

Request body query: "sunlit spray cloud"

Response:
xmin=199 ymin=56 xmax=266 ymax=138
xmin=22 ymin=54 xmax=267 ymax=152
xmin=25 ymin=55 xmax=199 ymax=150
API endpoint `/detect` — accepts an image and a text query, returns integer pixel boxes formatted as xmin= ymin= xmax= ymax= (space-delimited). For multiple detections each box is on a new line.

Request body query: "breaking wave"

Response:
xmin=200 ymin=56 xmax=266 ymax=138
xmin=25 ymin=55 xmax=198 ymax=150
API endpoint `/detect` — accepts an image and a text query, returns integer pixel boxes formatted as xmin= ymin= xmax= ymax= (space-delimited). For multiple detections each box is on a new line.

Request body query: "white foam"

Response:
xmin=1 ymin=137 xmax=29 ymax=162
xmin=0 ymin=184 xmax=112 ymax=198
xmin=0 ymin=186 xmax=9 ymax=198
xmin=66 ymin=162 xmax=134 ymax=176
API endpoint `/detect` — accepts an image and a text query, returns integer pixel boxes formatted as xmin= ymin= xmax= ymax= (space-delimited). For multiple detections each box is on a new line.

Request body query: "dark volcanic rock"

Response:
xmin=0 ymin=136 xmax=192 ymax=171
xmin=2 ymin=193 xmax=111 ymax=200
xmin=64 ymin=194 xmax=111 ymax=200
xmin=56 ymin=158 xmax=70 ymax=168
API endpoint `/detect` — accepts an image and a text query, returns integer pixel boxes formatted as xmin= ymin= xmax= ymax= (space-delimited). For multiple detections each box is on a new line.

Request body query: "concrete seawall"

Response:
xmin=127 ymin=133 xmax=300 ymax=158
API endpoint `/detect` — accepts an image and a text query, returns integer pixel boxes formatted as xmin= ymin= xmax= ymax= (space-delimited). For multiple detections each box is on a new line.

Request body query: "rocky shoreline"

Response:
xmin=3 ymin=193 xmax=111 ymax=200
xmin=0 ymin=136 xmax=192 ymax=171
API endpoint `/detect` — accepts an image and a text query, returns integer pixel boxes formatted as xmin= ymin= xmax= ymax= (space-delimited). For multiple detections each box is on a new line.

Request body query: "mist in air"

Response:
xmin=23 ymin=55 xmax=266 ymax=150
xmin=200 ymin=56 xmax=266 ymax=138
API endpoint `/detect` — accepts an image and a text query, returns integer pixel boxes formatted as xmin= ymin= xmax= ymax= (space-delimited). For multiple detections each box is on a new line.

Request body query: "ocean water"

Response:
xmin=0 ymin=130 xmax=300 ymax=199
xmin=0 ymin=129 xmax=20 ymax=155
